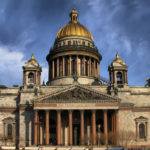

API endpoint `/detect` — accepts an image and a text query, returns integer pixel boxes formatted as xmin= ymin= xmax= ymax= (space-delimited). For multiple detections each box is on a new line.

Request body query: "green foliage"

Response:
xmin=145 ymin=78 xmax=150 ymax=87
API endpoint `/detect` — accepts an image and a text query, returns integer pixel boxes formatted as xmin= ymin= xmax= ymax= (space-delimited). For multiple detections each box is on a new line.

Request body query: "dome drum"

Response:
xmin=54 ymin=35 xmax=94 ymax=50
xmin=47 ymin=54 xmax=100 ymax=85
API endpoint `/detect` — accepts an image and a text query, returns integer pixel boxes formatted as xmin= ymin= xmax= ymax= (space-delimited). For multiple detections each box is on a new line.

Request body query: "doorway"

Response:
xmin=73 ymin=124 xmax=80 ymax=145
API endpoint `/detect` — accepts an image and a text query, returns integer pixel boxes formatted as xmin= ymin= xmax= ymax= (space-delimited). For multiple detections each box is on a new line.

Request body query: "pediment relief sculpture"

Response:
xmin=33 ymin=85 xmax=120 ymax=103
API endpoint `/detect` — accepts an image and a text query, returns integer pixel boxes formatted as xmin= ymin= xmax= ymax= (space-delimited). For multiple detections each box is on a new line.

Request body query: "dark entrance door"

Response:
xmin=73 ymin=124 xmax=80 ymax=145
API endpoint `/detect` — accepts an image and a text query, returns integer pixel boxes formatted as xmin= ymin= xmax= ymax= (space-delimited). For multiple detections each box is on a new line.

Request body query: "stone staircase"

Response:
xmin=1 ymin=146 xmax=119 ymax=150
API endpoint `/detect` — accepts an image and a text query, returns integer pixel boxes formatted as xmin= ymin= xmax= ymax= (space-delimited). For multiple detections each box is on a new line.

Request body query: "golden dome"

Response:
xmin=113 ymin=53 xmax=124 ymax=63
xmin=56 ymin=9 xmax=93 ymax=40
xmin=28 ymin=54 xmax=38 ymax=63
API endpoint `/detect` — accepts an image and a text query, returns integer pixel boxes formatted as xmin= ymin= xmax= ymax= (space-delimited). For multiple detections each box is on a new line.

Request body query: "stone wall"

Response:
xmin=119 ymin=110 xmax=150 ymax=146
xmin=19 ymin=109 xmax=34 ymax=147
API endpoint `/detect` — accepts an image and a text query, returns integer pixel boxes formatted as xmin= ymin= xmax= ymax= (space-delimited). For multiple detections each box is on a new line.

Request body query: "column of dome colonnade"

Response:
xmin=33 ymin=109 xmax=119 ymax=146
xmin=46 ymin=8 xmax=102 ymax=85
xmin=48 ymin=55 xmax=100 ymax=80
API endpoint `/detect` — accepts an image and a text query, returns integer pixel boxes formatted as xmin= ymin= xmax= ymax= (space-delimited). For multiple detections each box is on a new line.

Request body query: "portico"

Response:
xmin=33 ymin=85 xmax=120 ymax=146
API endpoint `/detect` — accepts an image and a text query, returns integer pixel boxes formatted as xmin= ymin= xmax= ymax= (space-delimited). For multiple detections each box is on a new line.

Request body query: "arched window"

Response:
xmin=80 ymin=57 xmax=83 ymax=76
xmin=139 ymin=123 xmax=145 ymax=139
xmin=7 ymin=124 xmax=12 ymax=137
xmin=71 ymin=56 xmax=76 ymax=75
xmin=28 ymin=72 xmax=34 ymax=83
xmin=85 ymin=59 xmax=89 ymax=76
xmin=65 ymin=57 xmax=68 ymax=76
xmin=117 ymin=72 xmax=123 ymax=84
xmin=59 ymin=57 xmax=62 ymax=76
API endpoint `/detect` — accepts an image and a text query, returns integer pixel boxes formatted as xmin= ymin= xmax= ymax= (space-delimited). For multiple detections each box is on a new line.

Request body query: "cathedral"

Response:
xmin=0 ymin=9 xmax=150 ymax=150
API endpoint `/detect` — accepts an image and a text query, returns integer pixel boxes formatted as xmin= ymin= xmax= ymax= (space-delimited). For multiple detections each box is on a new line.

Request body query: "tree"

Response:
xmin=145 ymin=78 xmax=150 ymax=87
xmin=119 ymin=130 xmax=136 ymax=148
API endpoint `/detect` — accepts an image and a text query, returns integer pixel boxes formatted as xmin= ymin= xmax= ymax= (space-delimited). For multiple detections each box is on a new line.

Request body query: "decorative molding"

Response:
xmin=133 ymin=107 xmax=150 ymax=112
xmin=131 ymin=92 xmax=150 ymax=95
xmin=0 ymin=107 xmax=18 ymax=112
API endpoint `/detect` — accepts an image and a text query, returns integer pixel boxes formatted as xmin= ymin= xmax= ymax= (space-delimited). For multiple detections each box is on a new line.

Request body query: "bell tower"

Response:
xmin=22 ymin=54 xmax=42 ymax=88
xmin=108 ymin=53 xmax=128 ymax=88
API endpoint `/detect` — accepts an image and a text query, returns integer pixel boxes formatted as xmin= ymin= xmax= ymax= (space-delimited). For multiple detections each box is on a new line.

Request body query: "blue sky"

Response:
xmin=0 ymin=0 xmax=150 ymax=86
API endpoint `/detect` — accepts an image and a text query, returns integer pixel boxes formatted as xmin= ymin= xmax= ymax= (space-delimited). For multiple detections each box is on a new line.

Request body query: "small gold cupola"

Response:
xmin=28 ymin=53 xmax=37 ymax=63
xmin=69 ymin=8 xmax=78 ymax=23
xmin=113 ymin=52 xmax=124 ymax=63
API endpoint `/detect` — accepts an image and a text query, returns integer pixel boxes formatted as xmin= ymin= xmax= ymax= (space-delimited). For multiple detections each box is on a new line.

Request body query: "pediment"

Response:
xmin=34 ymin=85 xmax=120 ymax=104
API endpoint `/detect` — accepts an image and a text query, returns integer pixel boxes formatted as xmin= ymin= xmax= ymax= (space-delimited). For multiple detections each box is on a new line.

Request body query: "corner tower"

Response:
xmin=23 ymin=54 xmax=42 ymax=88
xmin=46 ymin=9 xmax=102 ymax=85
xmin=108 ymin=53 xmax=128 ymax=88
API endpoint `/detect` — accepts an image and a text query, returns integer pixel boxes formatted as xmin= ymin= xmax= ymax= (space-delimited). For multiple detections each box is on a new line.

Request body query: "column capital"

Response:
xmin=57 ymin=110 xmax=61 ymax=113
xmin=91 ymin=110 xmax=96 ymax=113
xmin=68 ymin=110 xmax=73 ymax=114
xmin=45 ymin=110 xmax=50 ymax=113
xmin=80 ymin=110 xmax=84 ymax=113
xmin=114 ymin=109 xmax=119 ymax=114
xmin=103 ymin=109 xmax=108 ymax=113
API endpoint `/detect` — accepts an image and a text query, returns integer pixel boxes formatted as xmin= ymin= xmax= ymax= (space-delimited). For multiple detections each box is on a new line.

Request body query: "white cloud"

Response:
xmin=0 ymin=44 xmax=49 ymax=86
xmin=0 ymin=45 xmax=26 ymax=86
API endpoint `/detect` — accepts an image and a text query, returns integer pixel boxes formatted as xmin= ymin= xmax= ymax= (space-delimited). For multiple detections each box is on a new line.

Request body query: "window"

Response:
xmin=91 ymin=59 xmax=94 ymax=76
xmin=7 ymin=124 xmax=12 ymax=137
xmin=28 ymin=72 xmax=34 ymax=83
xmin=49 ymin=62 xmax=52 ymax=80
xmin=71 ymin=56 xmax=76 ymax=75
xmin=85 ymin=59 xmax=89 ymax=76
xmin=139 ymin=123 xmax=145 ymax=139
xmin=59 ymin=57 xmax=62 ymax=76
xmin=88 ymin=42 xmax=90 ymax=47
xmin=68 ymin=41 xmax=71 ymax=45
xmin=82 ymin=41 xmax=85 ymax=46
xmin=116 ymin=72 xmax=123 ymax=84
xmin=3 ymin=117 xmax=16 ymax=140
xmin=73 ymin=16 xmax=76 ymax=21
xmin=73 ymin=40 xmax=77 ymax=45
xmin=96 ymin=61 xmax=97 ymax=69
xmin=65 ymin=57 xmax=68 ymax=76
xmin=54 ymin=59 xmax=57 ymax=77
xmin=135 ymin=116 xmax=148 ymax=141
xmin=80 ymin=57 xmax=83 ymax=76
